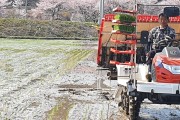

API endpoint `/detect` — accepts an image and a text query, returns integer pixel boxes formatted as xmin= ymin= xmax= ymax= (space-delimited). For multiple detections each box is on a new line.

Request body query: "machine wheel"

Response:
xmin=129 ymin=96 xmax=141 ymax=120
xmin=151 ymin=64 xmax=156 ymax=82
xmin=118 ymin=86 xmax=141 ymax=120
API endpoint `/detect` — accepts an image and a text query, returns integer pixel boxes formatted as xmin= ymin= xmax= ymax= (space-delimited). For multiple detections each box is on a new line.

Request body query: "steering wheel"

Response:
xmin=156 ymin=39 xmax=168 ymax=48
xmin=155 ymin=36 xmax=179 ymax=48
xmin=170 ymin=40 xmax=179 ymax=47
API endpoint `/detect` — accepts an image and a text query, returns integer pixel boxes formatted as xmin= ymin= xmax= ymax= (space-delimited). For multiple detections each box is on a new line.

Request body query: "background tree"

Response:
xmin=0 ymin=0 xmax=179 ymax=21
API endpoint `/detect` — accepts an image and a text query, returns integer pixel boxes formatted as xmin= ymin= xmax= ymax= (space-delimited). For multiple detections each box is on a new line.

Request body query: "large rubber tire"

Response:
xmin=151 ymin=64 xmax=156 ymax=82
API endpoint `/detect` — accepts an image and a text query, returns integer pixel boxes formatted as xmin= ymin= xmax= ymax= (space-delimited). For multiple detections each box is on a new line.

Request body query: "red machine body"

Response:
xmin=152 ymin=47 xmax=180 ymax=83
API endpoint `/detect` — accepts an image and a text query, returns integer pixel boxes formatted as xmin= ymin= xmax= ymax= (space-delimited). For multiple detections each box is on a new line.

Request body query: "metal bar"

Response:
xmin=118 ymin=76 xmax=130 ymax=77
xmin=98 ymin=0 xmax=104 ymax=25
xmin=96 ymin=68 xmax=109 ymax=70
xmin=134 ymin=0 xmax=137 ymax=87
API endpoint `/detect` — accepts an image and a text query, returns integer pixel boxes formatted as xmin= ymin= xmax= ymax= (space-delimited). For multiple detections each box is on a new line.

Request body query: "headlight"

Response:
xmin=162 ymin=63 xmax=180 ymax=74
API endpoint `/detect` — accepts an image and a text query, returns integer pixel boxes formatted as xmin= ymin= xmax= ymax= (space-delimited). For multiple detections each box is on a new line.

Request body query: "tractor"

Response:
xmin=97 ymin=3 xmax=180 ymax=120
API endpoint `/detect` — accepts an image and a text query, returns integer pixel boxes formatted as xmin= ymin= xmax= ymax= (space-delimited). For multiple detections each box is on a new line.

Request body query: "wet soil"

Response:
xmin=0 ymin=39 xmax=180 ymax=120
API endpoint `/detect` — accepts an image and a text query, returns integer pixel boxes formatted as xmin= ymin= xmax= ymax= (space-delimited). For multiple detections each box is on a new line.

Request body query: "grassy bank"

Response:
xmin=0 ymin=18 xmax=98 ymax=39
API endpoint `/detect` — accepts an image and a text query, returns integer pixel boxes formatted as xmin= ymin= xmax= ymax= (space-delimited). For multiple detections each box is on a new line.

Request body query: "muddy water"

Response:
xmin=0 ymin=39 xmax=102 ymax=119
xmin=0 ymin=39 xmax=180 ymax=120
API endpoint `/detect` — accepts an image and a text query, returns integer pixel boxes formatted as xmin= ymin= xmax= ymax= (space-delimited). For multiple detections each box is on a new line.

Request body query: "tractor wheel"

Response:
xmin=128 ymin=96 xmax=141 ymax=120
xmin=118 ymin=86 xmax=141 ymax=120
xmin=151 ymin=64 xmax=156 ymax=82
xmin=118 ymin=87 xmax=141 ymax=120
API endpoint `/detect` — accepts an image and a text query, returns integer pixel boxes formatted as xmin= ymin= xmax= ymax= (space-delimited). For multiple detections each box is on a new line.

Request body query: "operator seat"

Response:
xmin=136 ymin=30 xmax=149 ymax=64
